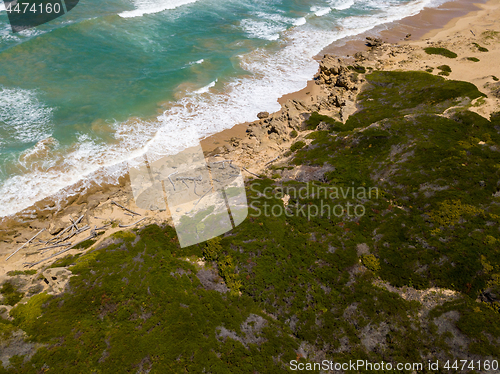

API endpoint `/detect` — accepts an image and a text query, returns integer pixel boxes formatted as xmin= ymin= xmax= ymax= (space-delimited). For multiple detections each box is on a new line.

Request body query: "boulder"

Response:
xmin=365 ymin=37 xmax=384 ymax=48
xmin=257 ymin=111 xmax=269 ymax=119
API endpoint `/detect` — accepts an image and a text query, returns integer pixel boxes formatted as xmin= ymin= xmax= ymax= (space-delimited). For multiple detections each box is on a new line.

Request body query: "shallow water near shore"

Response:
xmin=0 ymin=0 xmax=450 ymax=218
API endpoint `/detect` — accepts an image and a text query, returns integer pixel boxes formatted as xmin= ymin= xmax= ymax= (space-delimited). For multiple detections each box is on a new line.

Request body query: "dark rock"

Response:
xmin=257 ymin=111 xmax=269 ymax=119
xmin=366 ymin=37 xmax=384 ymax=48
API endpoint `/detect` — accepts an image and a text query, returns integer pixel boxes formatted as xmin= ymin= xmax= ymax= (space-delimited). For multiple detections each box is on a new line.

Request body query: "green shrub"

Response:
xmin=290 ymin=141 xmax=306 ymax=152
xmin=482 ymin=30 xmax=500 ymax=39
xmin=466 ymin=57 xmax=480 ymax=62
xmin=425 ymin=67 xmax=434 ymax=73
xmin=349 ymin=65 xmax=366 ymax=74
xmin=290 ymin=130 xmax=298 ymax=138
xmin=424 ymin=47 xmax=457 ymax=58
xmin=0 ymin=317 xmax=15 ymax=340
xmin=217 ymin=255 xmax=242 ymax=296
xmin=305 ymin=112 xmax=343 ymax=130
xmin=7 ymin=270 xmax=37 ymax=276
xmin=0 ymin=282 xmax=24 ymax=306
xmin=74 ymin=239 xmax=97 ymax=249
xmin=472 ymin=42 xmax=488 ymax=52
xmin=10 ymin=293 xmax=51 ymax=331
xmin=437 ymin=65 xmax=452 ymax=73
xmin=360 ymin=254 xmax=381 ymax=272
xmin=203 ymin=237 xmax=223 ymax=261
xmin=112 ymin=230 xmax=136 ymax=241
xmin=493 ymin=76 xmax=499 ymax=82
xmin=429 ymin=200 xmax=484 ymax=227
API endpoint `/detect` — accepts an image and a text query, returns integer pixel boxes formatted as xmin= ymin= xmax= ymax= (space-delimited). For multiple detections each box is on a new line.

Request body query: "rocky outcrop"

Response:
xmin=365 ymin=36 xmax=384 ymax=48
xmin=247 ymin=99 xmax=311 ymax=144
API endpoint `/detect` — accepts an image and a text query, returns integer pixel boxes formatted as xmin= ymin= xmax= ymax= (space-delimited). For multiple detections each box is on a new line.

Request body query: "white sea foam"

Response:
xmin=119 ymin=0 xmax=199 ymax=18
xmin=0 ymin=3 xmax=5 ymax=12
xmin=311 ymin=6 xmax=331 ymax=17
xmin=0 ymin=0 xmax=452 ymax=217
xmin=240 ymin=18 xmax=282 ymax=41
xmin=195 ymin=80 xmax=217 ymax=94
xmin=0 ymin=86 xmax=53 ymax=145
xmin=240 ymin=11 xmax=306 ymax=40
xmin=329 ymin=0 xmax=356 ymax=11
xmin=294 ymin=17 xmax=307 ymax=26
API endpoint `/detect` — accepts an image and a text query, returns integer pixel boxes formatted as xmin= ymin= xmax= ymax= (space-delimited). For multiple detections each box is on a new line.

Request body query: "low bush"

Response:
xmin=424 ymin=47 xmax=457 ymax=58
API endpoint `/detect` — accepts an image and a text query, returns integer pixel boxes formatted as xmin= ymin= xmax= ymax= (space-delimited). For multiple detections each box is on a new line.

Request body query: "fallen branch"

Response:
xmin=47 ymin=215 xmax=84 ymax=243
xmin=265 ymin=156 xmax=280 ymax=166
xmin=40 ymin=243 xmax=72 ymax=254
xmin=111 ymin=201 xmax=141 ymax=216
xmin=6 ymin=229 xmax=46 ymax=261
xmin=69 ymin=216 xmax=79 ymax=230
xmin=119 ymin=217 xmax=146 ymax=228
xmin=54 ymin=225 xmax=90 ymax=245
xmin=95 ymin=223 xmax=112 ymax=231
xmin=26 ymin=232 xmax=98 ymax=268
xmin=241 ymin=167 xmax=261 ymax=178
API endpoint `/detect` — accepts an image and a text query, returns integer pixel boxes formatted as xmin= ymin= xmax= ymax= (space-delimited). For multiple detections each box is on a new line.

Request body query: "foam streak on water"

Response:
xmin=119 ymin=0 xmax=200 ymax=18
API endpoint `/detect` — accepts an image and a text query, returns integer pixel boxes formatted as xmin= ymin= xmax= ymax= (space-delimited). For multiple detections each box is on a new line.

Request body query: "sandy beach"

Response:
xmin=1 ymin=0 xmax=499 ymax=283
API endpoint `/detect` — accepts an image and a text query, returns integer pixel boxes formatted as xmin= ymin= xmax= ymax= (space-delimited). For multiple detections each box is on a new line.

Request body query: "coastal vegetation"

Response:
xmin=472 ymin=42 xmax=489 ymax=52
xmin=424 ymin=47 xmax=458 ymax=58
xmin=1 ymin=70 xmax=499 ymax=373
xmin=437 ymin=64 xmax=452 ymax=76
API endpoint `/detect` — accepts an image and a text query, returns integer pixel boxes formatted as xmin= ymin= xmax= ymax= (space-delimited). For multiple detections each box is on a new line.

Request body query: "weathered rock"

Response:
xmin=49 ymin=220 xmax=66 ymax=236
xmin=366 ymin=37 xmax=384 ymax=48
xmin=257 ymin=111 xmax=269 ymax=119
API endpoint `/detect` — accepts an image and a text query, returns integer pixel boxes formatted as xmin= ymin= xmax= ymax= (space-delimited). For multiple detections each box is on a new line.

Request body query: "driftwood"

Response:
xmin=6 ymin=229 xmax=46 ymax=261
xmin=40 ymin=243 xmax=72 ymax=254
xmin=111 ymin=201 xmax=141 ymax=216
xmin=168 ymin=171 xmax=179 ymax=191
xmin=26 ymin=231 xmax=98 ymax=268
xmin=241 ymin=167 xmax=260 ymax=178
xmin=48 ymin=215 xmax=84 ymax=243
xmin=69 ymin=216 xmax=79 ymax=230
xmin=119 ymin=217 xmax=146 ymax=228
xmin=95 ymin=223 xmax=112 ymax=231
xmin=265 ymin=156 xmax=280 ymax=166
xmin=54 ymin=225 xmax=90 ymax=245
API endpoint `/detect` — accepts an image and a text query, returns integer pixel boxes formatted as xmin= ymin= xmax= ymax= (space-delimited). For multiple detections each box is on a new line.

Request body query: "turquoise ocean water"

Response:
xmin=0 ymin=0 xmax=447 ymax=217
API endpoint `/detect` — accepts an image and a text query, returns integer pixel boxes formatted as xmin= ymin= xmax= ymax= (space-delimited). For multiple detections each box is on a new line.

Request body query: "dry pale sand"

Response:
xmin=1 ymin=0 xmax=499 ymax=283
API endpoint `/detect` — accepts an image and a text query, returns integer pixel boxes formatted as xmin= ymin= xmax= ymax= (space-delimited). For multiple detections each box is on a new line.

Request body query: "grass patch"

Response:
xmin=74 ymin=239 xmax=97 ymax=249
xmin=481 ymin=30 xmax=500 ymax=40
xmin=437 ymin=65 xmax=452 ymax=72
xmin=290 ymin=141 xmax=306 ymax=152
xmin=0 ymin=283 xmax=24 ymax=306
xmin=472 ymin=42 xmax=489 ymax=52
xmin=348 ymin=65 xmax=366 ymax=74
xmin=466 ymin=57 xmax=480 ymax=62
xmin=305 ymin=112 xmax=343 ymax=131
xmin=437 ymin=65 xmax=451 ymax=76
xmin=424 ymin=47 xmax=457 ymax=58
xmin=7 ymin=270 xmax=37 ymax=276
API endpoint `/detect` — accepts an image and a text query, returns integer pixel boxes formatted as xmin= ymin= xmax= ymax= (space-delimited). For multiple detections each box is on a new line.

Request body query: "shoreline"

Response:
xmin=278 ymin=0 xmax=488 ymax=105
xmin=1 ymin=0 xmax=500 ymax=279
